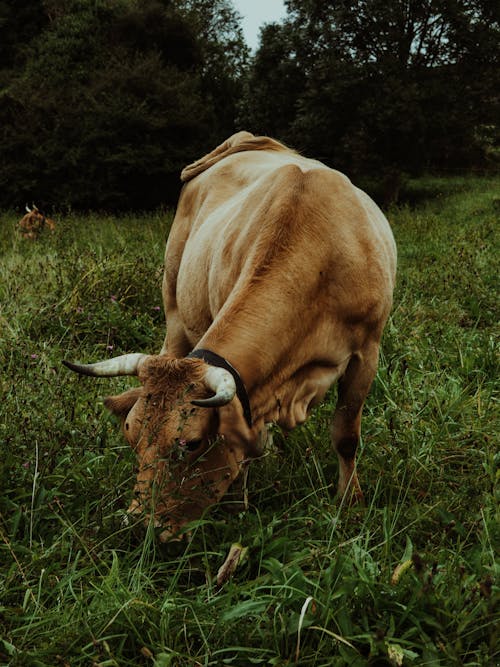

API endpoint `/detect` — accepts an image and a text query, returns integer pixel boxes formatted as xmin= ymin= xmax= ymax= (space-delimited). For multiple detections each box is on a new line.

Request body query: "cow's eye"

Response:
xmin=185 ymin=439 xmax=203 ymax=452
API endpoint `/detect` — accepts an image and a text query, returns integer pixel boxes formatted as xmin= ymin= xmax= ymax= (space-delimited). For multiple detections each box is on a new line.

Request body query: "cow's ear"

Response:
xmin=104 ymin=388 xmax=142 ymax=420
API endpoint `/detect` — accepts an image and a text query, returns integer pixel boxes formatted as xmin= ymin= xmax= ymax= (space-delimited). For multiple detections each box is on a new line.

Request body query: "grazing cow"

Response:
xmin=64 ymin=132 xmax=397 ymax=541
xmin=19 ymin=205 xmax=56 ymax=239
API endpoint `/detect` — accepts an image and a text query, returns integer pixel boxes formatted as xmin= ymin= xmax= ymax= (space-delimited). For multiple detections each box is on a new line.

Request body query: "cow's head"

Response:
xmin=64 ymin=353 xmax=250 ymax=540
xmin=19 ymin=204 xmax=56 ymax=239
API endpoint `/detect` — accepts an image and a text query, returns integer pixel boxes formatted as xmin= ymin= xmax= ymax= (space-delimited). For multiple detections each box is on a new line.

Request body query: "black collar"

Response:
xmin=188 ymin=348 xmax=253 ymax=428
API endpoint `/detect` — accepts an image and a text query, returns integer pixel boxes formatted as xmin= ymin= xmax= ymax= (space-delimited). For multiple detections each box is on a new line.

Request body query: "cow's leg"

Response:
xmin=160 ymin=308 xmax=191 ymax=357
xmin=161 ymin=260 xmax=192 ymax=357
xmin=331 ymin=340 xmax=380 ymax=503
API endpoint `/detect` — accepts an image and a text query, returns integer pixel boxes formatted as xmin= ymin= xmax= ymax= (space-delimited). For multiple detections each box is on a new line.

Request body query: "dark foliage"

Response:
xmin=0 ymin=0 xmax=497 ymax=211
xmin=0 ymin=0 xmax=248 ymax=210
xmin=241 ymin=0 xmax=499 ymax=200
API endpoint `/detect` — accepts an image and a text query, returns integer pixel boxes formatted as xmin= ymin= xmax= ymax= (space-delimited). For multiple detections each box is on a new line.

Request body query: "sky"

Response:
xmin=231 ymin=0 xmax=287 ymax=51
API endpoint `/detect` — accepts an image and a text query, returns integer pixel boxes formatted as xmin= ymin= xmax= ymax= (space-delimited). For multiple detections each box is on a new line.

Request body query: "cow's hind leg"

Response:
xmin=332 ymin=340 xmax=380 ymax=503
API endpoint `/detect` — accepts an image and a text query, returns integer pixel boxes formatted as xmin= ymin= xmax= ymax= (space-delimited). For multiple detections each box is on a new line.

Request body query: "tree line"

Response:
xmin=0 ymin=0 xmax=498 ymax=210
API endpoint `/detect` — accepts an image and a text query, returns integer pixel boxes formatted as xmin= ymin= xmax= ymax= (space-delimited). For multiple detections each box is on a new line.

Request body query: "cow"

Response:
xmin=19 ymin=204 xmax=56 ymax=239
xmin=64 ymin=131 xmax=397 ymax=541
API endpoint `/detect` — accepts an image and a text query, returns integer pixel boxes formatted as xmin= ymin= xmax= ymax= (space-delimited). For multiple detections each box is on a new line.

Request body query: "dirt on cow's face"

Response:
xmin=105 ymin=356 xmax=244 ymax=539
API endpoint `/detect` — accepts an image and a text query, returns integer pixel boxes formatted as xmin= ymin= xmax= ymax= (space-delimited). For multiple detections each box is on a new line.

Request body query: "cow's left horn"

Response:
xmin=192 ymin=366 xmax=236 ymax=408
xmin=63 ymin=353 xmax=148 ymax=377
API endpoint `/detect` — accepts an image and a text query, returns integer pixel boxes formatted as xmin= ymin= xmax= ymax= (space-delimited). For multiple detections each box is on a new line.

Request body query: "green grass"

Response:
xmin=0 ymin=177 xmax=498 ymax=666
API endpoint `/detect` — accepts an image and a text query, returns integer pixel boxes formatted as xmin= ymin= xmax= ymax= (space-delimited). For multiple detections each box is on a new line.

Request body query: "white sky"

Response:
xmin=231 ymin=0 xmax=287 ymax=51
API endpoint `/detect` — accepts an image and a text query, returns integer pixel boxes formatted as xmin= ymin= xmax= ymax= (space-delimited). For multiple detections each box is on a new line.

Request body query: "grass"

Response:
xmin=0 ymin=176 xmax=498 ymax=666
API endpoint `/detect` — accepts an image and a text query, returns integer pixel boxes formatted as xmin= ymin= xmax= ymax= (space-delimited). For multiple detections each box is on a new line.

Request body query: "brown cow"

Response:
xmin=64 ymin=132 xmax=397 ymax=541
xmin=19 ymin=205 xmax=56 ymax=239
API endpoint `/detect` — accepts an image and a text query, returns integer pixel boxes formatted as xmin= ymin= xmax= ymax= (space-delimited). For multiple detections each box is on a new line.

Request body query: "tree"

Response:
xmin=243 ymin=0 xmax=499 ymax=186
xmin=239 ymin=22 xmax=305 ymax=143
xmin=0 ymin=0 xmax=249 ymax=210
xmin=183 ymin=0 xmax=249 ymax=140
xmin=0 ymin=0 xmax=49 ymax=82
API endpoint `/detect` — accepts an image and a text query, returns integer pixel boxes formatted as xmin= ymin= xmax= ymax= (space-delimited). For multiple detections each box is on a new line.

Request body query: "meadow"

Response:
xmin=0 ymin=177 xmax=498 ymax=666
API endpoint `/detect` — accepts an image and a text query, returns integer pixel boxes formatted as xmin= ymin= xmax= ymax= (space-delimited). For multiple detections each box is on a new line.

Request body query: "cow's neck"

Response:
xmin=198 ymin=321 xmax=278 ymax=391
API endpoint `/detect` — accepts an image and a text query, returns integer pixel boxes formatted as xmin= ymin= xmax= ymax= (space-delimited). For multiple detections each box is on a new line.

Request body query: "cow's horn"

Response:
xmin=192 ymin=366 xmax=236 ymax=408
xmin=63 ymin=353 xmax=148 ymax=377
xmin=25 ymin=204 xmax=32 ymax=213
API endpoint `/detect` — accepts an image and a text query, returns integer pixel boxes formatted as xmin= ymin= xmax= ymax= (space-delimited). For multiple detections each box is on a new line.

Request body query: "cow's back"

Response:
xmin=164 ymin=136 xmax=396 ymax=381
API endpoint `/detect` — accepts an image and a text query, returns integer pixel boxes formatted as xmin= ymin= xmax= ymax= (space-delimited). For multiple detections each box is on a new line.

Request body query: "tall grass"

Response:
xmin=0 ymin=177 xmax=498 ymax=666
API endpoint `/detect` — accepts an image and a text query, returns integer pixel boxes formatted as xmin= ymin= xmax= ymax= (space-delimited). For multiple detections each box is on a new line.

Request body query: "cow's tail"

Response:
xmin=181 ymin=131 xmax=291 ymax=182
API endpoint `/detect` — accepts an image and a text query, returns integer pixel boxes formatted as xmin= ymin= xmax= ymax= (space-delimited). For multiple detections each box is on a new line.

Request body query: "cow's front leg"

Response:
xmin=160 ymin=307 xmax=192 ymax=357
xmin=331 ymin=340 xmax=380 ymax=503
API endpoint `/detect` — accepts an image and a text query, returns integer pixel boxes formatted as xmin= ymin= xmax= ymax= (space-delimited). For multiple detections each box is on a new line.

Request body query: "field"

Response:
xmin=0 ymin=177 xmax=498 ymax=666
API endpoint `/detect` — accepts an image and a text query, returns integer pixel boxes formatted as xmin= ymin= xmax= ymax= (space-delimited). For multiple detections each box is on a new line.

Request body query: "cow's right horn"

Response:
xmin=63 ymin=353 xmax=148 ymax=377
xmin=191 ymin=366 xmax=236 ymax=408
